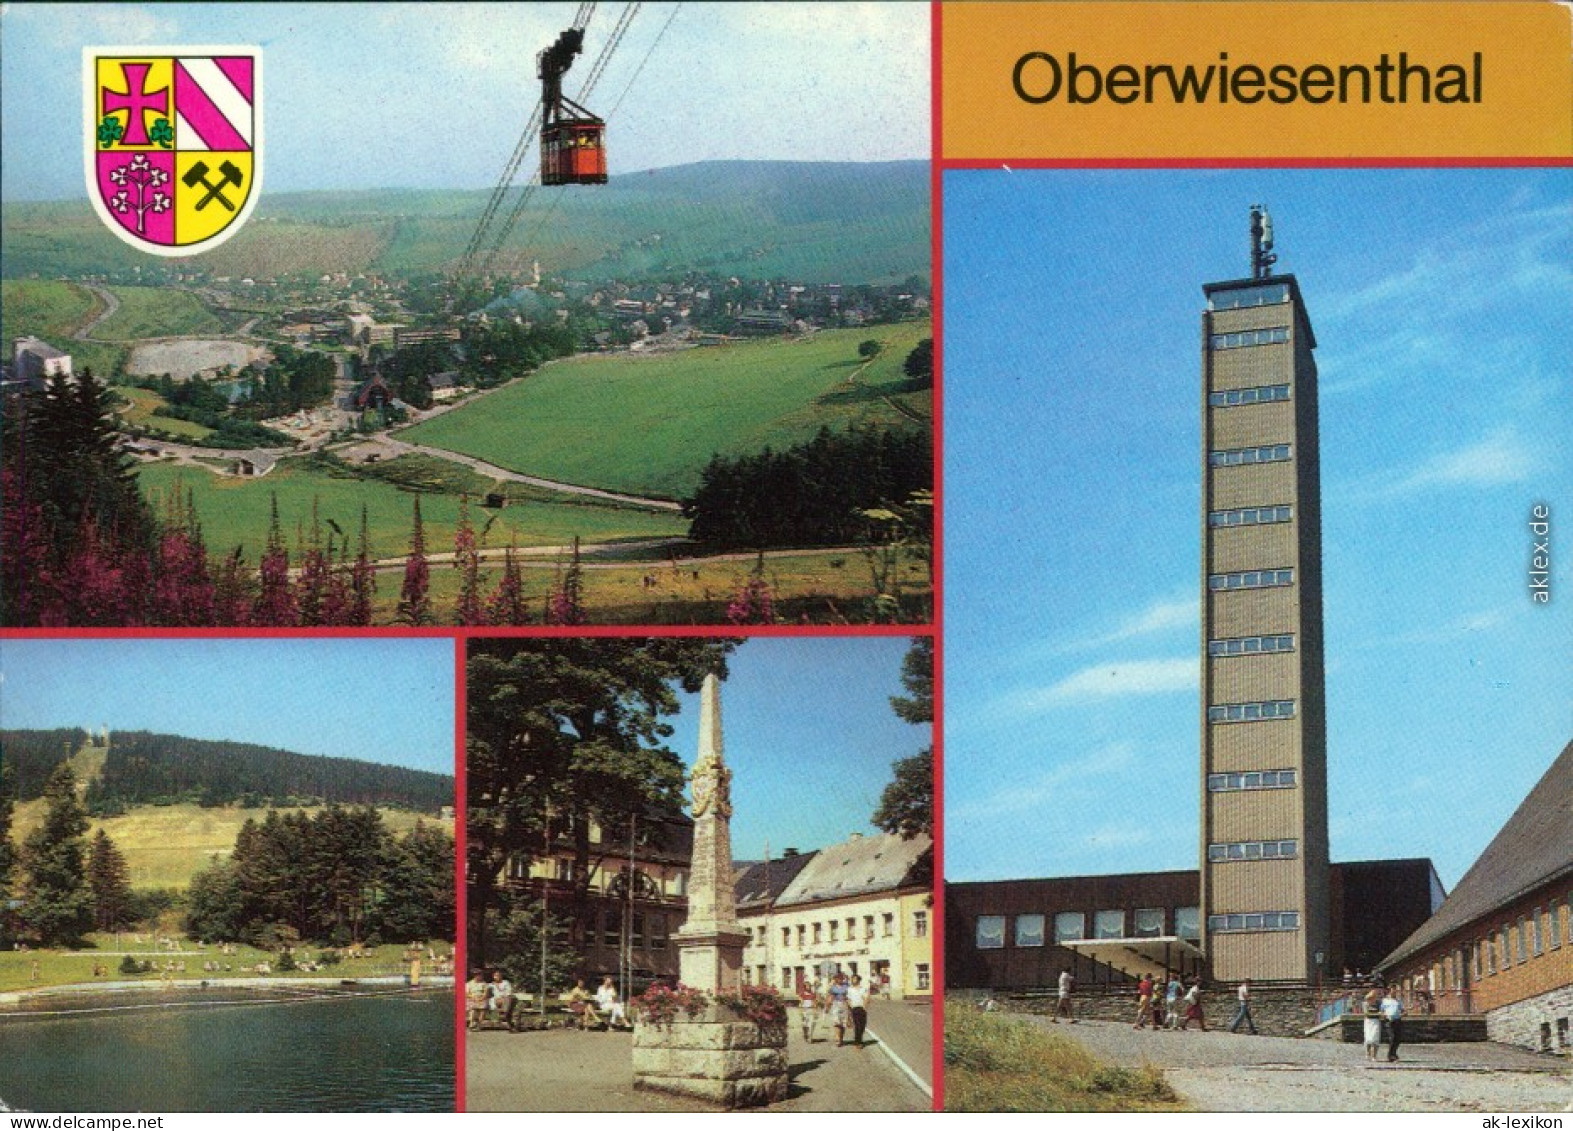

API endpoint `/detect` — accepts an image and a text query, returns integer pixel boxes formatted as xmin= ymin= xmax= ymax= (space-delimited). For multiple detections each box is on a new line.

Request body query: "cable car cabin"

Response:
xmin=541 ymin=118 xmax=607 ymax=185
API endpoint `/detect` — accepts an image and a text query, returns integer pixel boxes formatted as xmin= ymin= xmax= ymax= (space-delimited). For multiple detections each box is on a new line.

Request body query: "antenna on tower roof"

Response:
xmin=1250 ymin=204 xmax=1279 ymax=280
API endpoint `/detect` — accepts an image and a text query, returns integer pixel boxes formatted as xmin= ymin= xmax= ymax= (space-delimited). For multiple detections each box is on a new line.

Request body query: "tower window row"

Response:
xmin=1209 ymin=505 xmax=1292 ymax=528
xmin=1208 ymin=839 xmax=1298 ymax=862
xmin=1208 ymin=282 xmax=1289 ymax=311
xmin=1208 ymin=769 xmax=1297 ymax=792
xmin=1211 ymin=326 xmax=1289 ymax=350
xmin=1208 ymin=568 xmax=1294 ymax=591
xmin=1208 ymin=699 xmax=1296 ymax=723
xmin=1209 ymin=911 xmax=1300 ymax=933
xmin=1210 ymin=444 xmax=1291 ymax=468
xmin=1208 ymin=634 xmax=1294 ymax=658
xmin=1209 ymin=384 xmax=1291 ymax=408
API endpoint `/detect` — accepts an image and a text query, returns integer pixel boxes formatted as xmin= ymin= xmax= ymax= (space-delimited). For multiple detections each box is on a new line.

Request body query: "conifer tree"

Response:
xmin=295 ymin=498 xmax=329 ymax=626
xmin=486 ymin=543 xmax=528 ymax=626
xmin=453 ymin=494 xmax=484 ymax=626
xmin=349 ymin=505 xmax=376 ymax=627
xmin=545 ymin=536 xmax=585 ymax=625
xmin=21 ymin=764 xmax=93 ymax=945
xmin=397 ymin=496 xmax=432 ymax=626
xmin=254 ymin=493 xmax=297 ymax=625
xmin=0 ymin=764 xmax=16 ymax=946
xmin=87 ymin=829 xmax=134 ymax=932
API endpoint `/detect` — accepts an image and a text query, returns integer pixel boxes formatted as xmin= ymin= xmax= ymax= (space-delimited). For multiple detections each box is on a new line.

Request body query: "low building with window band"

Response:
xmin=946 ymin=860 xmax=1438 ymax=995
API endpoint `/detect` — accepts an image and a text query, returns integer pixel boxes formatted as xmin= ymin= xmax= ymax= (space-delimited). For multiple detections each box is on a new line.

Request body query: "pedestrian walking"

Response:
xmin=847 ymin=975 xmax=870 ymax=1047
xmin=1179 ymin=978 xmax=1207 ymax=1031
xmin=1361 ymin=986 xmax=1384 ymax=1060
xmin=828 ymin=972 xmax=851 ymax=1046
xmin=1381 ymin=985 xmax=1404 ymax=1062
xmin=798 ymin=973 xmax=820 ymax=1042
xmin=1051 ymin=968 xmax=1077 ymax=1023
xmin=1133 ymin=974 xmax=1154 ymax=1029
xmin=1164 ymin=975 xmax=1184 ymax=1029
xmin=1228 ymin=978 xmax=1258 ymax=1035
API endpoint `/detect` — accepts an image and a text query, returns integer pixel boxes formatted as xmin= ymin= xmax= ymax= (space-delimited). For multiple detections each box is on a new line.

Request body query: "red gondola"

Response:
xmin=538 ymin=27 xmax=607 ymax=186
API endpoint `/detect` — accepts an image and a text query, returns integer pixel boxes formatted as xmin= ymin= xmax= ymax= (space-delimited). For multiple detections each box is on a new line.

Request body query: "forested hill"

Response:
xmin=0 ymin=729 xmax=452 ymax=813
xmin=0 ymin=728 xmax=91 ymax=799
xmin=2 ymin=159 xmax=929 ymax=283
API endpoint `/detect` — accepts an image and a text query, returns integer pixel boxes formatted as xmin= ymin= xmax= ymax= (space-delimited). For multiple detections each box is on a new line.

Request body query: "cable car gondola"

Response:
xmin=538 ymin=27 xmax=607 ymax=185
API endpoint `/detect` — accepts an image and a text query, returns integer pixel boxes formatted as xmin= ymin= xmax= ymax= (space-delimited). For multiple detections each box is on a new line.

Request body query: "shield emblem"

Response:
xmin=84 ymin=46 xmax=262 ymax=256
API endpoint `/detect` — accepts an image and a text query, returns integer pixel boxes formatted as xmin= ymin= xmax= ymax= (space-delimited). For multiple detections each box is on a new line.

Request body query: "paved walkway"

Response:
xmin=866 ymin=999 xmax=934 ymax=1091
xmin=467 ymin=1018 xmax=930 ymax=1112
xmin=1025 ymin=1016 xmax=1573 ymax=1112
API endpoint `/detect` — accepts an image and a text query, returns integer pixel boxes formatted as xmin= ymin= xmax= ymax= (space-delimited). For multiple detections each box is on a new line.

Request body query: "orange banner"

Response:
xmin=941 ymin=2 xmax=1573 ymax=160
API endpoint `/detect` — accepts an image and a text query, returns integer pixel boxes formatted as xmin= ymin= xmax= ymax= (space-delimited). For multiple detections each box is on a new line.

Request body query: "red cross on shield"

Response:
xmin=85 ymin=45 xmax=263 ymax=255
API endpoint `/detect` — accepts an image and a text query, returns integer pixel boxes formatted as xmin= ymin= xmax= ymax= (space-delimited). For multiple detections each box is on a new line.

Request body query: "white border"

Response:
xmin=82 ymin=44 xmax=265 ymax=258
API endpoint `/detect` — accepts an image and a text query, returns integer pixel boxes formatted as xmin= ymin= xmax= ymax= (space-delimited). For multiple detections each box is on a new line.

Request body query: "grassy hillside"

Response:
xmin=89 ymin=286 xmax=225 ymax=341
xmin=1 ymin=161 xmax=929 ymax=284
xmin=137 ymin=459 xmax=687 ymax=562
xmin=400 ymin=321 xmax=933 ymax=499
xmin=0 ymin=279 xmax=98 ymax=341
xmin=11 ymin=801 xmax=454 ymax=891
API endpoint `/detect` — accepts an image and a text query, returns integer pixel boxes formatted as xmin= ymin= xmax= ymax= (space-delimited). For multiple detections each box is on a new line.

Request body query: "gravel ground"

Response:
xmin=1021 ymin=1016 xmax=1573 ymax=1112
xmin=467 ymin=1019 xmax=930 ymax=1112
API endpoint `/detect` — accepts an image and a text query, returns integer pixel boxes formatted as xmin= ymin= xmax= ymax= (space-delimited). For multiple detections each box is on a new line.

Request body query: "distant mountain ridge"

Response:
xmin=0 ymin=728 xmax=452 ymax=813
xmin=1 ymin=159 xmax=930 ymax=283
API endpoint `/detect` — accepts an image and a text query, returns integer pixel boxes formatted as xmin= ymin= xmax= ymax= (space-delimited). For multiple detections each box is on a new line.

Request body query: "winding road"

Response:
xmin=74 ymin=284 xmax=121 ymax=340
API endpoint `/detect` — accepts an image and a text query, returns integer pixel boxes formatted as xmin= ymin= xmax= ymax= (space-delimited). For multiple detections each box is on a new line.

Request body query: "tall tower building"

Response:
xmin=1199 ymin=207 xmax=1331 ymax=983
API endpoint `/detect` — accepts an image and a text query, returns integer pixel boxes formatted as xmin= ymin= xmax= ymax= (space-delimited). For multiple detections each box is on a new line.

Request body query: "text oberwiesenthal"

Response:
xmin=1012 ymin=52 xmax=1485 ymax=105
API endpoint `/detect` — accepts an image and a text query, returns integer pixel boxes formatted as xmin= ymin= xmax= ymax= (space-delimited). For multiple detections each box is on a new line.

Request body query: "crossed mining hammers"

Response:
xmin=183 ymin=160 xmax=242 ymax=211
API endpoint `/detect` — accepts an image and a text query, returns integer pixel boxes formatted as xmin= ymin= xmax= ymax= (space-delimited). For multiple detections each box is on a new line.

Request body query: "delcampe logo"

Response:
xmin=84 ymin=46 xmax=263 ymax=255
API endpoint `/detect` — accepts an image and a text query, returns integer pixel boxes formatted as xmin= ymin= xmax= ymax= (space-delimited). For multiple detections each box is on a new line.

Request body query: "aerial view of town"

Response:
xmin=0 ymin=4 xmax=932 ymax=626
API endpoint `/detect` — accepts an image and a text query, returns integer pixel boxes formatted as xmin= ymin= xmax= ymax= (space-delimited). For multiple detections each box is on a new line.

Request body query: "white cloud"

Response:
xmin=1008 ymin=657 xmax=1197 ymax=712
xmin=1373 ymin=428 xmax=1539 ymax=498
xmin=9 ymin=5 xmax=180 ymax=48
xmin=947 ymin=742 xmax=1138 ymax=822
xmin=1072 ymin=594 xmax=1196 ymax=650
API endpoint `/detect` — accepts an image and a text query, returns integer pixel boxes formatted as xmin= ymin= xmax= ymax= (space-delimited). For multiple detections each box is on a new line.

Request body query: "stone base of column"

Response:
xmin=674 ymin=928 xmax=749 ymax=991
xmin=633 ymin=1005 xmax=789 ymax=1109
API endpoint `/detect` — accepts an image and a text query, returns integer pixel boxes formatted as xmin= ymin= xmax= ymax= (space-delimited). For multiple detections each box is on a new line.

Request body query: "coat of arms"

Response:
xmin=84 ymin=47 xmax=262 ymax=255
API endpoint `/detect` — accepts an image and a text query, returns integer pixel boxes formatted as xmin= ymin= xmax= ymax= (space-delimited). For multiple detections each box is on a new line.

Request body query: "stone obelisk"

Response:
xmin=633 ymin=671 xmax=787 ymax=1108
xmin=673 ymin=672 xmax=748 ymax=990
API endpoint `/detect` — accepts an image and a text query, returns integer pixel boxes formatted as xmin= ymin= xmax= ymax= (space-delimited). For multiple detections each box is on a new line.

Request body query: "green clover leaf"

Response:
xmin=97 ymin=117 xmax=124 ymax=148
xmin=149 ymin=118 xmax=173 ymax=148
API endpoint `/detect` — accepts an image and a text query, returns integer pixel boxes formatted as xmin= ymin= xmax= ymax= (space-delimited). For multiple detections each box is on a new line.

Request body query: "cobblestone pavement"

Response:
xmin=466 ymin=1020 xmax=930 ymax=1112
xmin=1020 ymin=1016 xmax=1573 ymax=1112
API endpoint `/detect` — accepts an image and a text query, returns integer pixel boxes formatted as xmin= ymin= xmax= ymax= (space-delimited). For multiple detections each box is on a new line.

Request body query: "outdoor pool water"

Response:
xmin=0 ymin=987 xmax=453 ymax=1112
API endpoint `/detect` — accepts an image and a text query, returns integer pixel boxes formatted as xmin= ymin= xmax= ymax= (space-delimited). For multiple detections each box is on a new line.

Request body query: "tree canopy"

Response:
xmin=873 ymin=638 xmax=934 ymax=843
xmin=465 ymin=637 xmax=738 ymax=965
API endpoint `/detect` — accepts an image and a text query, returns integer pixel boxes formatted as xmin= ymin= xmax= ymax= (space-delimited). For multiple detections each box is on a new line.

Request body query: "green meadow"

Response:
xmin=380 ymin=546 xmax=931 ymax=626
xmin=400 ymin=322 xmax=932 ymax=500
xmin=136 ymin=458 xmax=687 ymax=563
xmin=10 ymin=800 xmax=453 ymax=893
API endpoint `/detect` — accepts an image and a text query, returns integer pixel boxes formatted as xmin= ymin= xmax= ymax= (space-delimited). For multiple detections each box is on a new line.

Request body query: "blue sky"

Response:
xmin=0 ymin=2 xmax=929 ymax=201
xmin=0 ymin=637 xmax=456 ymax=775
xmin=664 ymin=636 xmax=927 ymax=862
xmin=943 ymin=168 xmax=1571 ymax=891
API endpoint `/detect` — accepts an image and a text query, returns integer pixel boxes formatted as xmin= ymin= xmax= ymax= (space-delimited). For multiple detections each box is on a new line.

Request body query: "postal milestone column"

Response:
xmin=1199 ymin=207 xmax=1331 ymax=985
